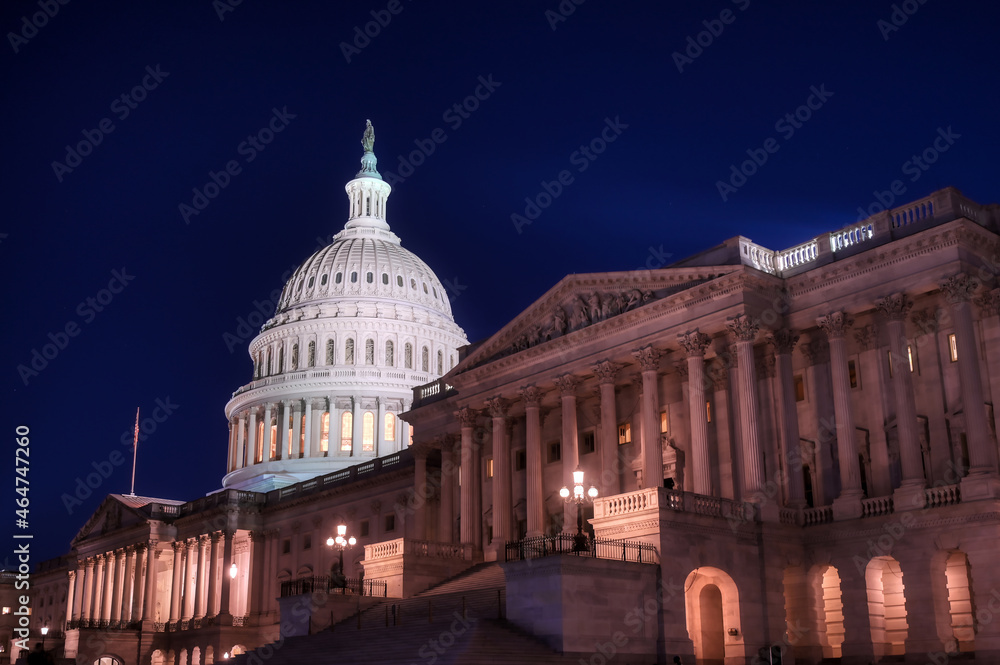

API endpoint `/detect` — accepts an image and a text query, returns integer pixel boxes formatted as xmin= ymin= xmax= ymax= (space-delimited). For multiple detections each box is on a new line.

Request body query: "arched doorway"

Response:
xmin=808 ymin=564 xmax=844 ymax=659
xmin=944 ymin=550 xmax=976 ymax=653
xmin=866 ymin=556 xmax=909 ymax=657
xmin=684 ymin=567 xmax=742 ymax=665
xmin=699 ymin=585 xmax=725 ymax=664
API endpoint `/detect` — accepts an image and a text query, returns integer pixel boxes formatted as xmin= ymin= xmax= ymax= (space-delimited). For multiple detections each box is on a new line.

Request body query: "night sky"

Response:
xmin=4 ymin=1 xmax=999 ymax=565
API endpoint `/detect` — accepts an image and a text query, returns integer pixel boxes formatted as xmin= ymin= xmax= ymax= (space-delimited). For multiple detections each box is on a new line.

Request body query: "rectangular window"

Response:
xmin=907 ymin=344 xmax=915 ymax=372
xmin=340 ymin=412 xmax=353 ymax=452
xmin=579 ymin=430 xmax=596 ymax=455
xmin=282 ymin=539 xmax=291 ymax=555
xmin=514 ymin=450 xmax=526 ymax=471
xmin=362 ymin=411 xmax=375 ymax=452
xmin=794 ymin=375 xmax=805 ymax=402
xmin=384 ymin=413 xmax=396 ymax=442
xmin=320 ymin=412 xmax=330 ymax=453
xmin=706 ymin=401 xmax=712 ymax=423
xmin=660 ymin=411 xmax=669 ymax=434
xmin=548 ymin=441 xmax=561 ymax=463
xmin=948 ymin=333 xmax=958 ymax=362
xmin=848 ymin=360 xmax=859 ymax=389
xmin=360 ymin=520 xmax=369 ymax=537
xmin=486 ymin=458 xmax=494 ymax=478
xmin=618 ymin=423 xmax=631 ymax=445
xmin=270 ymin=425 xmax=277 ymax=459
xmin=384 ymin=514 xmax=395 ymax=532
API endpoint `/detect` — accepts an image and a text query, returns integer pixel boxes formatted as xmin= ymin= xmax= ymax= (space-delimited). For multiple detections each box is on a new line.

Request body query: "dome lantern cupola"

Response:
xmin=345 ymin=119 xmax=391 ymax=231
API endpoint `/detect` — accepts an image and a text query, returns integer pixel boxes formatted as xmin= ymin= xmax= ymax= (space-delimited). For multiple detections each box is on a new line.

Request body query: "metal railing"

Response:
xmin=279 ymin=575 xmax=387 ymax=598
xmin=504 ymin=534 xmax=658 ymax=564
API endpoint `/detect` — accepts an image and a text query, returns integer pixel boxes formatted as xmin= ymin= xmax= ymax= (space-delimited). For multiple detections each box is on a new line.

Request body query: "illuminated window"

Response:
xmin=2 ymin=607 xmax=9 ymax=614
xmin=385 ymin=341 xmax=394 ymax=366
xmin=907 ymin=345 xmax=915 ymax=372
xmin=256 ymin=422 xmax=264 ymax=462
xmin=326 ymin=340 xmax=335 ymax=365
xmin=340 ymin=412 xmax=353 ymax=452
xmin=384 ymin=413 xmax=395 ymax=442
xmin=618 ymin=423 xmax=631 ymax=445
xmin=706 ymin=401 xmax=712 ymax=423
xmin=948 ymin=333 xmax=958 ymax=362
xmin=319 ymin=413 xmax=329 ymax=453
xmin=660 ymin=411 xmax=668 ymax=434
xmin=404 ymin=343 xmax=413 ymax=369
xmin=345 ymin=338 xmax=355 ymax=364
xmin=486 ymin=458 xmax=494 ymax=478
xmin=365 ymin=339 xmax=375 ymax=365
xmin=270 ymin=425 xmax=277 ymax=459
xmin=299 ymin=414 xmax=305 ymax=456
xmin=362 ymin=411 xmax=375 ymax=452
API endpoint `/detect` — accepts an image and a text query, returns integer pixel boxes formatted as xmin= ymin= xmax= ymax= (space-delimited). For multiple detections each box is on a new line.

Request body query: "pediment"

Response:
xmin=456 ymin=266 xmax=739 ymax=372
xmin=72 ymin=494 xmax=174 ymax=547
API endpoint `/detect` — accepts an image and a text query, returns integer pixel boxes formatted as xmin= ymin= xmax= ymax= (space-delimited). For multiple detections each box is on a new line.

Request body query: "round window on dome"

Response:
xmin=297 ymin=281 xmax=303 ymax=292
xmin=335 ymin=272 xmax=343 ymax=284
xmin=321 ymin=274 xmax=328 ymax=286
xmin=422 ymin=283 xmax=428 ymax=294
xmin=351 ymin=272 xmax=358 ymax=283
xmin=432 ymin=287 xmax=437 ymax=298
xmin=366 ymin=272 xmax=373 ymax=284
xmin=397 ymin=275 xmax=403 ymax=287
xmin=410 ymin=278 xmax=416 ymax=290
xmin=308 ymin=276 xmax=315 ymax=288
xmin=382 ymin=273 xmax=389 ymax=285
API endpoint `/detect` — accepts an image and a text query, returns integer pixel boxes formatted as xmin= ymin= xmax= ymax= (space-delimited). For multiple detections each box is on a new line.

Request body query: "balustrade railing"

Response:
xmin=861 ymin=495 xmax=894 ymax=517
xmin=363 ymin=538 xmax=472 ymax=562
xmin=504 ymin=534 xmax=658 ymax=564
xmin=279 ymin=575 xmax=387 ymax=598
xmin=803 ymin=506 xmax=833 ymax=525
xmin=925 ymin=484 xmax=961 ymax=508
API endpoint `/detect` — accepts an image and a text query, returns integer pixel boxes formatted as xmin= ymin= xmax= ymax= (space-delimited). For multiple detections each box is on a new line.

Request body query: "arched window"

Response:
xmin=404 ymin=343 xmax=413 ymax=369
xmin=366 ymin=272 xmax=373 ymax=283
xmin=365 ymin=339 xmax=375 ymax=365
xmin=382 ymin=273 xmax=389 ymax=285
xmin=423 ymin=283 xmax=428 ymax=294
xmin=351 ymin=271 xmax=358 ymax=283
xmin=421 ymin=346 xmax=429 ymax=372
xmin=320 ymin=412 xmax=330 ymax=453
xmin=253 ymin=352 xmax=261 ymax=379
xmin=270 ymin=423 xmax=277 ymax=459
xmin=278 ymin=347 xmax=284 ymax=373
xmin=307 ymin=276 xmax=314 ymax=288
xmin=340 ymin=412 xmax=353 ymax=452
xmin=345 ymin=339 xmax=355 ymax=364
xmin=335 ymin=272 xmax=342 ymax=284
xmin=326 ymin=340 xmax=335 ymax=365
xmin=321 ymin=274 xmax=328 ymax=286
xmin=307 ymin=341 xmax=315 ymax=367
xmin=265 ymin=349 xmax=271 ymax=376
xmin=385 ymin=341 xmax=394 ymax=366
xmin=291 ymin=344 xmax=299 ymax=370
xmin=256 ymin=422 xmax=264 ymax=463
xmin=397 ymin=275 xmax=403 ymax=287
xmin=384 ymin=413 xmax=396 ymax=442
xmin=94 ymin=657 xmax=124 ymax=665
xmin=437 ymin=350 xmax=443 ymax=375
xmin=362 ymin=412 xmax=375 ymax=452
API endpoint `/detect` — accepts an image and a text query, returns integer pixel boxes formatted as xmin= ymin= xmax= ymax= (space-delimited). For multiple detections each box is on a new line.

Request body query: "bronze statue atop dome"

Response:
xmin=361 ymin=119 xmax=375 ymax=153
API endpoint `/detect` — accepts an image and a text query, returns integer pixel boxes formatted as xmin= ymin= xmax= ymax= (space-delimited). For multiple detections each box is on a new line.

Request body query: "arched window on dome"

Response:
xmin=421 ymin=346 xmax=429 ymax=373
xmin=450 ymin=354 xmax=455 ymax=370
xmin=423 ymin=283 xmax=428 ymax=294
xmin=278 ymin=347 xmax=284 ymax=373
xmin=340 ymin=412 xmax=353 ymax=452
xmin=384 ymin=413 xmax=396 ymax=442
xmin=397 ymin=275 xmax=404 ymax=287
xmin=265 ymin=349 xmax=272 ymax=376
xmin=320 ymin=412 xmax=330 ymax=453
xmin=345 ymin=339 xmax=355 ymax=364
xmin=326 ymin=340 xmax=335 ymax=365
xmin=362 ymin=412 xmax=375 ymax=452
xmin=256 ymin=421 xmax=264 ymax=463
xmin=321 ymin=274 xmax=328 ymax=286
xmin=411 ymin=278 xmax=417 ymax=290
xmin=385 ymin=341 xmax=394 ymax=367
xmin=437 ymin=350 xmax=443 ymax=375
xmin=366 ymin=272 xmax=373 ymax=284
xmin=404 ymin=343 xmax=413 ymax=369
xmin=291 ymin=344 xmax=299 ymax=371
xmin=365 ymin=339 xmax=375 ymax=365
xmin=382 ymin=273 xmax=389 ymax=285
xmin=307 ymin=341 xmax=315 ymax=368
xmin=335 ymin=272 xmax=343 ymax=284
xmin=253 ymin=352 xmax=260 ymax=379
xmin=308 ymin=276 xmax=314 ymax=288
xmin=351 ymin=272 xmax=358 ymax=283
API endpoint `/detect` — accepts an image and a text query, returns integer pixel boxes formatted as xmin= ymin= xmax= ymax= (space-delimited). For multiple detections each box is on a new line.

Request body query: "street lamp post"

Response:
xmin=40 ymin=626 xmax=48 ymax=651
xmin=326 ymin=524 xmax=357 ymax=588
xmin=559 ymin=466 xmax=599 ymax=552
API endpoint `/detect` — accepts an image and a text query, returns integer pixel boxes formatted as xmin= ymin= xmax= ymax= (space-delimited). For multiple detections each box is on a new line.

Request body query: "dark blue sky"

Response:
xmin=4 ymin=1 xmax=999 ymax=564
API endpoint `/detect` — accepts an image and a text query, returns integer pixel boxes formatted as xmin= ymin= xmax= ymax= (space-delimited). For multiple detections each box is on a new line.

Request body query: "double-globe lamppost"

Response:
xmin=560 ymin=466 xmax=598 ymax=552
xmin=326 ymin=524 xmax=357 ymax=580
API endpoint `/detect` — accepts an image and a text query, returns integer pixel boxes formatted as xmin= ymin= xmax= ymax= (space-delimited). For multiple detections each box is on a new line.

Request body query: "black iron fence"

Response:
xmin=504 ymin=533 xmax=658 ymax=564
xmin=279 ymin=575 xmax=387 ymax=598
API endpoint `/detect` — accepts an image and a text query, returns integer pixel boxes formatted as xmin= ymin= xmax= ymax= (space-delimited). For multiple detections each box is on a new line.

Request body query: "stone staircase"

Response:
xmin=233 ymin=563 xmax=592 ymax=664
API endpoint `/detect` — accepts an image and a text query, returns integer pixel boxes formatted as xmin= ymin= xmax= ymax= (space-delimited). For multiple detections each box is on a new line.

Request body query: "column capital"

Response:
xmin=554 ymin=374 xmax=581 ymax=396
xmin=940 ymin=272 xmax=980 ymax=304
xmin=519 ymin=385 xmax=543 ymax=407
xmin=817 ymin=311 xmax=854 ymax=339
xmin=875 ymin=292 xmax=913 ymax=321
xmin=853 ymin=323 xmax=879 ymax=351
xmin=678 ymin=330 xmax=711 ymax=357
xmin=171 ymin=541 xmax=184 ymax=553
xmin=632 ymin=345 xmax=664 ymax=372
xmin=726 ymin=313 xmax=759 ymax=343
xmin=485 ymin=396 xmax=509 ymax=419
xmin=976 ymin=288 xmax=1000 ymax=318
xmin=210 ymin=532 xmax=221 ymax=543
xmin=591 ymin=360 xmax=623 ymax=384
xmin=457 ymin=406 xmax=479 ymax=428
xmin=765 ymin=328 xmax=799 ymax=355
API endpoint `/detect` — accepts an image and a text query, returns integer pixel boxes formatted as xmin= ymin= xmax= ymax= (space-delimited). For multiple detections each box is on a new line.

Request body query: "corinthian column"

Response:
xmin=767 ymin=329 xmax=806 ymax=506
xmin=194 ymin=535 xmax=209 ymax=619
xmin=942 ymin=274 xmax=1000 ymax=500
xmin=680 ymin=331 xmax=712 ymax=495
xmin=458 ymin=407 xmax=480 ymax=546
xmin=520 ymin=386 xmax=545 ymax=536
xmin=169 ymin=542 xmax=184 ymax=623
xmin=727 ymin=315 xmax=766 ymax=498
xmin=555 ymin=375 xmax=582 ymax=533
xmin=876 ymin=293 xmax=927 ymax=509
xmin=81 ymin=558 xmax=94 ymax=622
xmin=592 ymin=361 xmax=623 ymax=496
xmin=486 ymin=396 xmax=512 ymax=547
xmin=634 ymin=347 xmax=664 ymax=489
xmin=235 ymin=414 xmax=246 ymax=470
xmin=438 ymin=439 xmax=456 ymax=542
xmin=142 ymin=542 xmax=158 ymax=623
xmin=818 ymin=311 xmax=863 ymax=519
xmin=246 ymin=408 xmax=258 ymax=465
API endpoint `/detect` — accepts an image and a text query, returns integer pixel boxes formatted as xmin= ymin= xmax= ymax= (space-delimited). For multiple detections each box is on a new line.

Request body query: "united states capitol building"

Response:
xmin=16 ymin=123 xmax=1000 ymax=665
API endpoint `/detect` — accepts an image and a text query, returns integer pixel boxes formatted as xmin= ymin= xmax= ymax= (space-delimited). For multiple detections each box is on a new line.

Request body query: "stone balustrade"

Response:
xmin=776 ymin=239 xmax=818 ymax=272
xmin=364 ymin=537 xmax=472 ymax=562
xmin=925 ymin=483 xmax=961 ymax=508
xmin=861 ymin=495 xmax=894 ymax=517
xmin=803 ymin=506 xmax=833 ymax=525
xmin=594 ymin=487 xmax=754 ymax=523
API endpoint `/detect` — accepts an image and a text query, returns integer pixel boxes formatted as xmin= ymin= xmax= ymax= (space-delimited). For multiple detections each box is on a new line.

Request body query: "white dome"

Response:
xmin=222 ymin=122 xmax=467 ymax=492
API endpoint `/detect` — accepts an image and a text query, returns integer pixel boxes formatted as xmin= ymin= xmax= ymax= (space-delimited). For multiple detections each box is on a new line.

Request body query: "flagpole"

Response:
xmin=129 ymin=407 xmax=139 ymax=496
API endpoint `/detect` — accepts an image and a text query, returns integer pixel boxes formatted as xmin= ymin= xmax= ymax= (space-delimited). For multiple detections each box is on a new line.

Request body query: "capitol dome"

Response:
xmin=222 ymin=121 xmax=468 ymax=492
